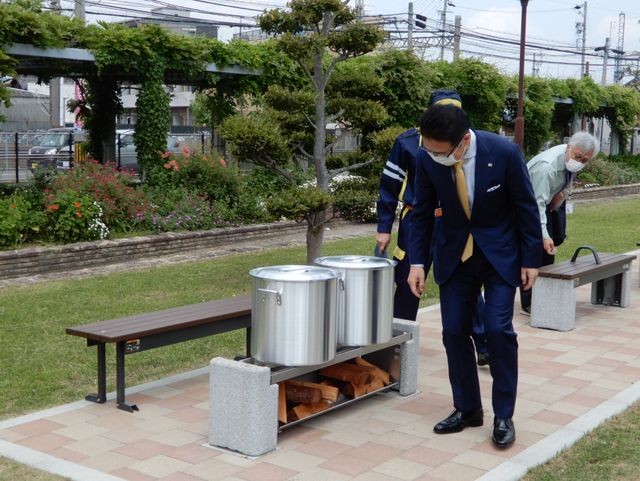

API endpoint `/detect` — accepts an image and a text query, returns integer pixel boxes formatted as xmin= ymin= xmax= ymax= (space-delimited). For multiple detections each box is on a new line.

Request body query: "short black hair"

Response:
xmin=418 ymin=104 xmax=470 ymax=144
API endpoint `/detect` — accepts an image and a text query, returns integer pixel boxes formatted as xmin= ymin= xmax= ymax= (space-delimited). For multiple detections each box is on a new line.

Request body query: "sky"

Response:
xmin=361 ymin=0 xmax=640 ymax=81
xmin=62 ymin=0 xmax=640 ymax=83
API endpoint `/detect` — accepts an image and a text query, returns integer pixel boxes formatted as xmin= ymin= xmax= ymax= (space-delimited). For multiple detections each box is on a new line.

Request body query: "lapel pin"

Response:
xmin=488 ymin=163 xmax=493 ymax=167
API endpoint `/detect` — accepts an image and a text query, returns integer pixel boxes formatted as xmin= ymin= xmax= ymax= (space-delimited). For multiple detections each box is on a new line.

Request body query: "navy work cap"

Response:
xmin=429 ymin=89 xmax=462 ymax=107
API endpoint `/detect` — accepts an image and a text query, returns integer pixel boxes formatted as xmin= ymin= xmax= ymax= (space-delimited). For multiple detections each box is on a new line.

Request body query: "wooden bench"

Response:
xmin=531 ymin=246 xmax=636 ymax=331
xmin=66 ymin=296 xmax=251 ymax=412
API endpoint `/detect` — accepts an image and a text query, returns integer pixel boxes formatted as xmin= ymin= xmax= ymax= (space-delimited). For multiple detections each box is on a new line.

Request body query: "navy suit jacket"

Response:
xmin=409 ymin=130 xmax=543 ymax=287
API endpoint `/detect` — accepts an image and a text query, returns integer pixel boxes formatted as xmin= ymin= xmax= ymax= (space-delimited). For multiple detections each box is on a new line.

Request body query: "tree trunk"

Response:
xmin=306 ymin=209 xmax=327 ymax=264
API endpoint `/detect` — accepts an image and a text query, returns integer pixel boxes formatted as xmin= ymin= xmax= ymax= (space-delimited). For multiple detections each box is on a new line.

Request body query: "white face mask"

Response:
xmin=566 ymin=158 xmax=586 ymax=172
xmin=431 ymin=153 xmax=459 ymax=167
xmin=428 ymin=137 xmax=466 ymax=167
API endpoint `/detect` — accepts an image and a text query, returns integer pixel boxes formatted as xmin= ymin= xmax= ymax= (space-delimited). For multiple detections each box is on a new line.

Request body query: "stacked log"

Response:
xmin=278 ymin=357 xmax=392 ymax=424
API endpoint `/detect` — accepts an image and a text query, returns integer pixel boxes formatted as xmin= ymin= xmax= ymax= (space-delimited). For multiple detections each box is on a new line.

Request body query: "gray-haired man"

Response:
xmin=520 ymin=131 xmax=600 ymax=315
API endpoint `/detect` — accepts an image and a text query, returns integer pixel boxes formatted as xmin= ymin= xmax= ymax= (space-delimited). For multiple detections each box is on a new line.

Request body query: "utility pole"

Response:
xmin=453 ymin=15 xmax=461 ymax=61
xmin=355 ymin=0 xmax=364 ymax=19
xmin=514 ymin=0 xmax=529 ymax=152
xmin=50 ymin=0 xmax=64 ymax=128
xmin=408 ymin=2 xmax=414 ymax=51
xmin=439 ymin=0 xmax=452 ymax=61
xmin=595 ymin=37 xmax=610 ymax=85
xmin=74 ymin=0 xmax=85 ymax=22
xmin=575 ymin=2 xmax=587 ymax=78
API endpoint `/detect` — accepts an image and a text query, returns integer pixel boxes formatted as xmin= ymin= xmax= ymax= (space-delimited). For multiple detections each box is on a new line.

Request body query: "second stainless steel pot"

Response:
xmin=315 ymin=255 xmax=396 ymax=346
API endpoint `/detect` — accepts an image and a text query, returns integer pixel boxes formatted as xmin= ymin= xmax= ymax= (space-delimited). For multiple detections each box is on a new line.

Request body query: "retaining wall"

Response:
xmin=1 ymin=184 xmax=638 ymax=281
xmin=0 ymin=221 xmax=305 ymax=280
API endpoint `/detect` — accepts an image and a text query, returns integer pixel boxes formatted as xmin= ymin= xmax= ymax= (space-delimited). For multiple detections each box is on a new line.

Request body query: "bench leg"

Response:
xmin=116 ymin=341 xmax=138 ymax=412
xmin=531 ymin=278 xmax=576 ymax=331
xmin=86 ymin=342 xmax=107 ymax=404
xmin=591 ymin=264 xmax=633 ymax=308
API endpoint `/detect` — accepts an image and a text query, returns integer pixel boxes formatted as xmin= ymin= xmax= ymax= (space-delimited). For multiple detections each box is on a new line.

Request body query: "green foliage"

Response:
xmin=266 ymin=185 xmax=332 ymax=222
xmin=522 ymin=77 xmax=555 ymax=157
xmin=147 ymin=150 xmax=240 ymax=206
xmin=606 ymin=153 xmax=640 ymax=172
xmin=48 ymin=160 xmax=148 ymax=231
xmin=434 ymin=58 xmax=507 ymax=131
xmin=578 ymin=156 xmax=640 ymax=186
xmin=220 ymin=112 xmax=293 ymax=174
xmin=332 ymin=175 xmax=378 ymax=223
xmin=601 ymin=84 xmax=640 ymax=150
xmin=0 ymin=192 xmax=45 ymax=247
xmin=142 ymin=189 xmax=229 ymax=232
xmin=44 ymin=189 xmax=109 ymax=243
xmin=372 ymin=50 xmax=434 ymax=128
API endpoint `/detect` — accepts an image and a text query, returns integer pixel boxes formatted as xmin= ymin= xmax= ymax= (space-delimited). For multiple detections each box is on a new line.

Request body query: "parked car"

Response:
xmin=116 ymin=131 xmax=191 ymax=173
xmin=29 ymin=127 xmax=85 ymax=171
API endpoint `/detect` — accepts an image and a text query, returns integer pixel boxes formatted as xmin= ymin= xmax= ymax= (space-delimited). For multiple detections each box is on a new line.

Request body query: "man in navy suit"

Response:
xmin=407 ymin=104 xmax=542 ymax=448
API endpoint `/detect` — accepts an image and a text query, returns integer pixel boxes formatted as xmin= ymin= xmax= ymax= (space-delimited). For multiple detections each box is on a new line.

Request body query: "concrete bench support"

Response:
xmin=531 ymin=261 xmax=633 ymax=332
xmin=531 ymin=277 xmax=577 ymax=331
xmin=208 ymin=319 xmax=418 ymax=457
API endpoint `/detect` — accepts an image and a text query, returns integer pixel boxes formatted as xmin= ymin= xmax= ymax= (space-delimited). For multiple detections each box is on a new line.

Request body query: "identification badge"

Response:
xmin=435 ymin=207 xmax=443 ymax=218
xmin=566 ymin=201 xmax=574 ymax=215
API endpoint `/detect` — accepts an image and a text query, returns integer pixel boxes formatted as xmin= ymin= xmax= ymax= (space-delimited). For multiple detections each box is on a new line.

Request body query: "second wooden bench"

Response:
xmin=66 ymin=296 xmax=251 ymax=412
xmin=531 ymin=246 xmax=636 ymax=331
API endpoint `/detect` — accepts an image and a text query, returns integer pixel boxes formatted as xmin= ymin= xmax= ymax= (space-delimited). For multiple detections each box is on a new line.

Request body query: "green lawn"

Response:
xmin=0 ymin=196 xmax=639 ymax=481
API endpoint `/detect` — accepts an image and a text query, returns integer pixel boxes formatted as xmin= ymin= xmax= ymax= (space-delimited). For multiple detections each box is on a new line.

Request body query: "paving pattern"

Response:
xmin=1 ymin=249 xmax=639 ymax=481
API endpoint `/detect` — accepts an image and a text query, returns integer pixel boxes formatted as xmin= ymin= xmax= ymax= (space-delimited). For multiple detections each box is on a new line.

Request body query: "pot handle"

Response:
xmin=339 ymin=278 xmax=345 ymax=291
xmin=257 ymin=288 xmax=282 ymax=305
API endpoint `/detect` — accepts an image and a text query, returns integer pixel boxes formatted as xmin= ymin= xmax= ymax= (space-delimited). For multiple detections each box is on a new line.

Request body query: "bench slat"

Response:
xmin=66 ymin=296 xmax=251 ymax=342
xmin=538 ymin=253 xmax=636 ymax=280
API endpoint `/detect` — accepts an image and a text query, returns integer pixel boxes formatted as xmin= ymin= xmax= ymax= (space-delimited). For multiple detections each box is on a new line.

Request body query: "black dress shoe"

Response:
xmin=433 ymin=408 xmax=483 ymax=434
xmin=477 ymin=352 xmax=490 ymax=366
xmin=492 ymin=417 xmax=516 ymax=448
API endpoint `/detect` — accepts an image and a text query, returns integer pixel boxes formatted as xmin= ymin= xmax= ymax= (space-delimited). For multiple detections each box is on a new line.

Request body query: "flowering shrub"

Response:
xmin=48 ymin=160 xmax=149 ymax=232
xmin=0 ymin=193 xmax=46 ymax=248
xmin=45 ymin=189 xmax=109 ymax=243
xmin=142 ymin=190 xmax=229 ymax=232
xmin=147 ymin=149 xmax=239 ymax=205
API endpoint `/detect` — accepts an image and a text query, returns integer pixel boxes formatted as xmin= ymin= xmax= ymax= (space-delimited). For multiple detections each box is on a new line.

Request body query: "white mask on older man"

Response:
xmin=566 ymin=158 xmax=586 ymax=173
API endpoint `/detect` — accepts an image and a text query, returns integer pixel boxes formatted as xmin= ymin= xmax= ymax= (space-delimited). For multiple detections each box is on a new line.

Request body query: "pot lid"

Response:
xmin=315 ymin=255 xmax=396 ymax=269
xmin=250 ymin=265 xmax=340 ymax=281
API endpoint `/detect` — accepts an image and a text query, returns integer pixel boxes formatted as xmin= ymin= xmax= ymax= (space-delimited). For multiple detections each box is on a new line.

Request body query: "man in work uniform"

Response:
xmin=519 ymin=131 xmax=600 ymax=315
xmin=375 ymin=89 xmax=489 ymax=366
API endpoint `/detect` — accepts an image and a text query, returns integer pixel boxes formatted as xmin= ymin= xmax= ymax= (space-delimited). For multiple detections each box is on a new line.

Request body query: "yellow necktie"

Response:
xmin=454 ymin=161 xmax=473 ymax=262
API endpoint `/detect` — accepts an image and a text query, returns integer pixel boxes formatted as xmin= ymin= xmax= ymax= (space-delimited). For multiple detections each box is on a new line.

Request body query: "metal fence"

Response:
xmin=0 ymin=131 xmax=216 ymax=183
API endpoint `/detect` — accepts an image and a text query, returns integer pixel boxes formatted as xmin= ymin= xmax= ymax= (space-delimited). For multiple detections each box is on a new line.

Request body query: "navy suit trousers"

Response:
xmin=439 ymin=245 xmax=518 ymax=419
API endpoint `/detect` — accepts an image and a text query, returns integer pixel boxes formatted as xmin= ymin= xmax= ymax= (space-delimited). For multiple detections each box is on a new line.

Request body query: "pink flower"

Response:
xmin=181 ymin=146 xmax=191 ymax=157
xmin=161 ymin=151 xmax=172 ymax=159
xmin=219 ymin=158 xmax=227 ymax=167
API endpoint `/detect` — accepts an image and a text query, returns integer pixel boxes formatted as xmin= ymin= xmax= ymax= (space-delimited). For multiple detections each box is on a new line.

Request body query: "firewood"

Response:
xmin=354 ymin=357 xmax=391 ymax=385
xmin=319 ymin=363 xmax=373 ymax=385
xmin=278 ymin=382 xmax=287 ymax=424
xmin=286 ymin=380 xmax=339 ymax=402
xmin=288 ymin=401 xmax=331 ymax=422
xmin=342 ymin=377 xmax=385 ymax=398
xmin=284 ymin=383 xmax=322 ymax=404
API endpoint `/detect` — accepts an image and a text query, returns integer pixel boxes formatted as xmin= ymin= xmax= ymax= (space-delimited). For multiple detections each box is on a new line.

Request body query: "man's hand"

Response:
xmin=543 ymin=238 xmax=557 ymax=256
xmin=520 ymin=267 xmax=539 ymax=291
xmin=376 ymin=232 xmax=391 ymax=252
xmin=407 ymin=266 xmax=425 ymax=298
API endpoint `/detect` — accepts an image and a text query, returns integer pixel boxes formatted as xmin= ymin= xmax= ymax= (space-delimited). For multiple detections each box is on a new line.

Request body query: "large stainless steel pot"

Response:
xmin=249 ymin=265 xmax=340 ymax=366
xmin=315 ymin=255 xmax=396 ymax=346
